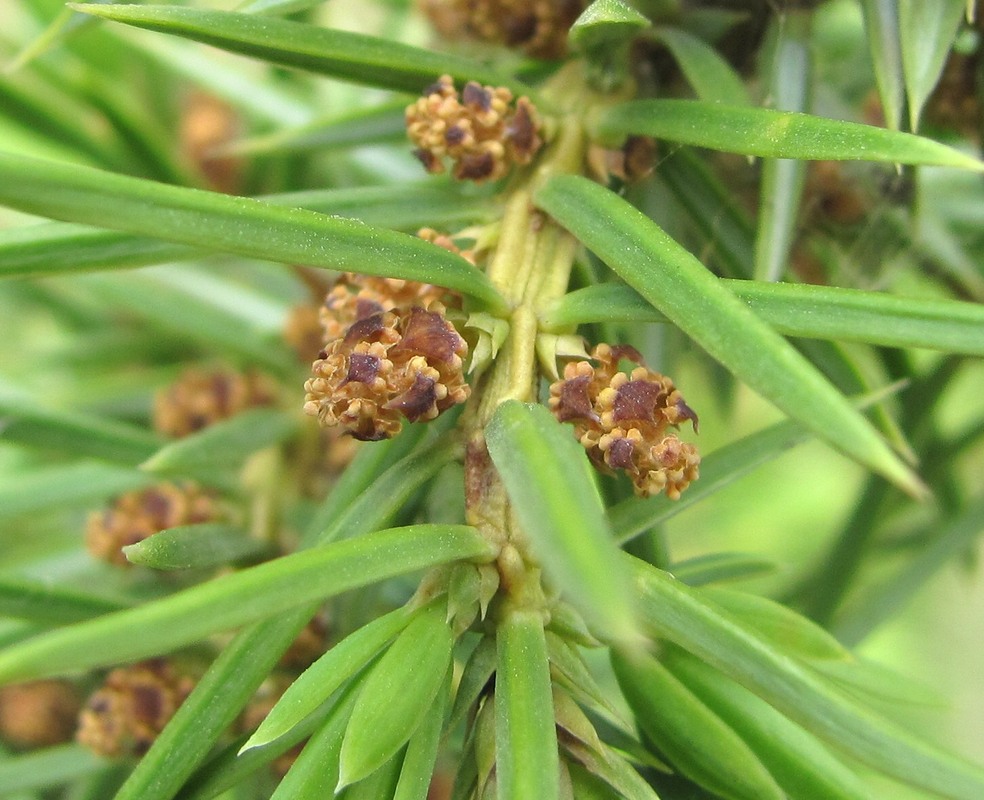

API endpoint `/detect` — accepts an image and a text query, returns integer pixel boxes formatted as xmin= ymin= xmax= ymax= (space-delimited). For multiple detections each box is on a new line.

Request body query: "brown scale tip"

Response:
xmin=445 ymin=125 xmax=467 ymax=145
xmin=505 ymin=98 xmax=542 ymax=165
xmin=455 ymin=150 xmax=497 ymax=181
xmin=673 ymin=397 xmax=700 ymax=433
xmin=343 ymin=312 xmax=393 ymax=346
xmin=552 ymin=374 xmax=599 ymax=424
xmin=344 ymin=352 xmax=382 ymax=385
xmin=318 ymin=272 xmax=455 ymax=345
xmin=76 ymin=661 xmax=193 ymax=758
xmin=392 ymin=307 xmax=467 ymax=364
xmin=462 ymin=81 xmax=493 ymax=111
xmin=606 ymin=436 xmax=636 ymax=470
xmin=413 ymin=147 xmax=443 ymax=173
xmin=384 ymin=372 xmax=440 ymax=422
xmin=610 ymin=379 xmax=667 ymax=426
xmin=548 ymin=344 xmax=700 ymax=499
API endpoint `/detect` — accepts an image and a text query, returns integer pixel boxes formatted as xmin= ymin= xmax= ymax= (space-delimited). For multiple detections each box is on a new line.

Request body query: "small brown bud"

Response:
xmin=76 ymin=661 xmax=193 ymax=758
xmin=154 ymin=367 xmax=276 ymax=438
xmin=0 ymin=680 xmax=81 ymax=749
xmin=86 ymin=483 xmax=220 ymax=566
xmin=548 ymin=345 xmax=700 ymax=499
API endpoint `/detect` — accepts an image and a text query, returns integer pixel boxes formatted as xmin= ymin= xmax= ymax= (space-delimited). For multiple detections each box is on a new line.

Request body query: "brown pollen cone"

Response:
xmin=419 ymin=0 xmax=585 ymax=58
xmin=0 ymin=680 xmax=81 ymax=749
xmin=86 ymin=482 xmax=220 ymax=566
xmin=303 ymin=306 xmax=470 ymax=441
xmin=76 ymin=660 xmax=193 ymax=758
xmin=406 ymin=75 xmax=543 ymax=182
xmin=548 ymin=344 xmax=700 ymax=499
xmin=154 ymin=367 xmax=276 ymax=438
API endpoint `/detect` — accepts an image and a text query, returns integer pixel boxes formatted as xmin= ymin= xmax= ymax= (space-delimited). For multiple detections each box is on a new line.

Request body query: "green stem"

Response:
xmin=474 ymin=116 xmax=588 ymax=424
xmin=462 ymin=96 xmax=589 ymax=607
xmin=486 ymin=187 xmax=537 ymax=304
